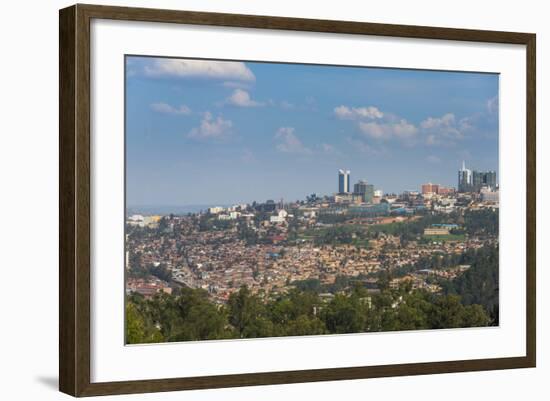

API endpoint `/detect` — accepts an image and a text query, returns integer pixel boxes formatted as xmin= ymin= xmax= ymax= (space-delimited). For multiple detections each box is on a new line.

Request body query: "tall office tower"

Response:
xmin=353 ymin=180 xmax=375 ymax=203
xmin=458 ymin=160 xmax=472 ymax=192
xmin=338 ymin=169 xmax=351 ymax=193
xmin=472 ymin=170 xmax=498 ymax=192
xmin=485 ymin=171 xmax=497 ymax=190
xmin=472 ymin=170 xmax=484 ymax=192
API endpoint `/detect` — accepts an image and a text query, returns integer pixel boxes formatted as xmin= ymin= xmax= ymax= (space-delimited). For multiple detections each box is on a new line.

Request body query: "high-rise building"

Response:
xmin=485 ymin=171 xmax=497 ymax=190
xmin=338 ymin=169 xmax=350 ymax=193
xmin=458 ymin=160 xmax=472 ymax=192
xmin=458 ymin=161 xmax=496 ymax=192
xmin=473 ymin=170 xmax=497 ymax=192
xmin=353 ymin=180 xmax=375 ymax=203
xmin=421 ymin=183 xmax=439 ymax=195
xmin=472 ymin=171 xmax=484 ymax=191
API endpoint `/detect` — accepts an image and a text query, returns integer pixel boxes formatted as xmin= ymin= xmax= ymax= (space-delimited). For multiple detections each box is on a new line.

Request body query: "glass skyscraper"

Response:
xmin=353 ymin=180 xmax=375 ymax=203
xmin=473 ymin=170 xmax=497 ymax=191
xmin=338 ymin=169 xmax=350 ymax=194
xmin=458 ymin=161 xmax=472 ymax=192
xmin=458 ymin=161 xmax=497 ymax=192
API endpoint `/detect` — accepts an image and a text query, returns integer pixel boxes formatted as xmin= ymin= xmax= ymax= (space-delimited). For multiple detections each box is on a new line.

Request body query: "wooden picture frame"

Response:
xmin=59 ymin=3 xmax=536 ymax=397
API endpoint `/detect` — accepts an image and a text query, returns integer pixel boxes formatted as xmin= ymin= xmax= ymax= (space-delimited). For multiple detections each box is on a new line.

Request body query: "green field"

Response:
xmin=295 ymin=225 xmax=370 ymax=247
xmin=423 ymin=233 xmax=466 ymax=242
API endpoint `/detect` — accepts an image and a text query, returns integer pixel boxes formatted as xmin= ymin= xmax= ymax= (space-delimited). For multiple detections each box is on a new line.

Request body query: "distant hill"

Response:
xmin=127 ymin=204 xmax=230 ymax=216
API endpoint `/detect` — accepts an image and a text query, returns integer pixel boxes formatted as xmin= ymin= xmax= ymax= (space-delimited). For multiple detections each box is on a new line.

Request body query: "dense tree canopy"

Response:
xmin=127 ymin=269 xmax=494 ymax=344
xmin=440 ymin=245 xmax=499 ymax=323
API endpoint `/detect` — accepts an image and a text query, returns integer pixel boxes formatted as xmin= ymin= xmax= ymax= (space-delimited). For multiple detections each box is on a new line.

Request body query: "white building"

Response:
xmin=458 ymin=160 xmax=472 ymax=192
xmin=209 ymin=206 xmax=224 ymax=214
xmin=127 ymin=214 xmax=144 ymax=226
xmin=481 ymin=187 xmax=499 ymax=203
xmin=270 ymin=209 xmax=288 ymax=223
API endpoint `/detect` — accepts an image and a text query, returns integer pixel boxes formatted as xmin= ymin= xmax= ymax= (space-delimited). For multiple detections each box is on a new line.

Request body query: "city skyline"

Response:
xmin=128 ymin=162 xmax=497 ymax=215
xmin=126 ymin=56 xmax=499 ymax=207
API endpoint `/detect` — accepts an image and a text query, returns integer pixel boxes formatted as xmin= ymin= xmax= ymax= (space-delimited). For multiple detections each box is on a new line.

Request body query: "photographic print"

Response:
xmin=124 ymin=56 xmax=499 ymax=344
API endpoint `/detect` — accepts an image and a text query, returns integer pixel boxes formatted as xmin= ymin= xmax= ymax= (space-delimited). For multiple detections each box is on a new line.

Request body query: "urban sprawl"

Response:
xmin=126 ymin=162 xmax=499 ymax=306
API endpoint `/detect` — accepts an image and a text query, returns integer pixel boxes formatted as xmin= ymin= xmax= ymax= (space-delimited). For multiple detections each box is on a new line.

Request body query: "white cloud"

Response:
xmin=421 ymin=113 xmax=465 ymax=146
xmin=333 ymin=104 xmax=418 ymax=156
xmin=336 ymin=101 xmax=496 ymax=149
xmin=222 ymin=81 xmax=252 ymax=89
xmin=334 ymin=105 xmax=354 ymax=119
xmin=274 ymin=127 xmax=311 ymax=154
xmin=188 ymin=112 xmax=232 ymax=140
xmin=426 ymin=155 xmax=441 ymax=163
xmin=487 ymin=95 xmax=499 ymax=114
xmin=421 ymin=113 xmax=457 ymax=131
xmin=144 ymin=59 xmax=255 ymax=81
xmin=452 ymin=97 xmax=499 ymax=140
xmin=426 ymin=135 xmax=437 ymax=146
xmin=334 ymin=105 xmax=384 ymax=120
xmin=150 ymin=102 xmax=191 ymax=115
xmin=227 ymin=89 xmax=263 ymax=107
xmin=359 ymin=119 xmax=418 ymax=140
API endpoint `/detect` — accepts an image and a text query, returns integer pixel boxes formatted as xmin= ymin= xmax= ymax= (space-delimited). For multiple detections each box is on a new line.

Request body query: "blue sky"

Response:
xmin=126 ymin=56 xmax=498 ymax=207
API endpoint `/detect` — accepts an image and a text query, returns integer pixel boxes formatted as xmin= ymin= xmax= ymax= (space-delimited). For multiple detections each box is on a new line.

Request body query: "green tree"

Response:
xmin=125 ymin=301 xmax=163 ymax=344
xmin=284 ymin=315 xmax=326 ymax=336
xmin=169 ymin=288 xmax=231 ymax=341
xmin=321 ymin=293 xmax=367 ymax=334
xmin=428 ymin=295 xmax=464 ymax=328
xmin=441 ymin=245 xmax=499 ymax=323
xmin=228 ymin=286 xmax=274 ymax=338
xmin=462 ymin=304 xmax=491 ymax=327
